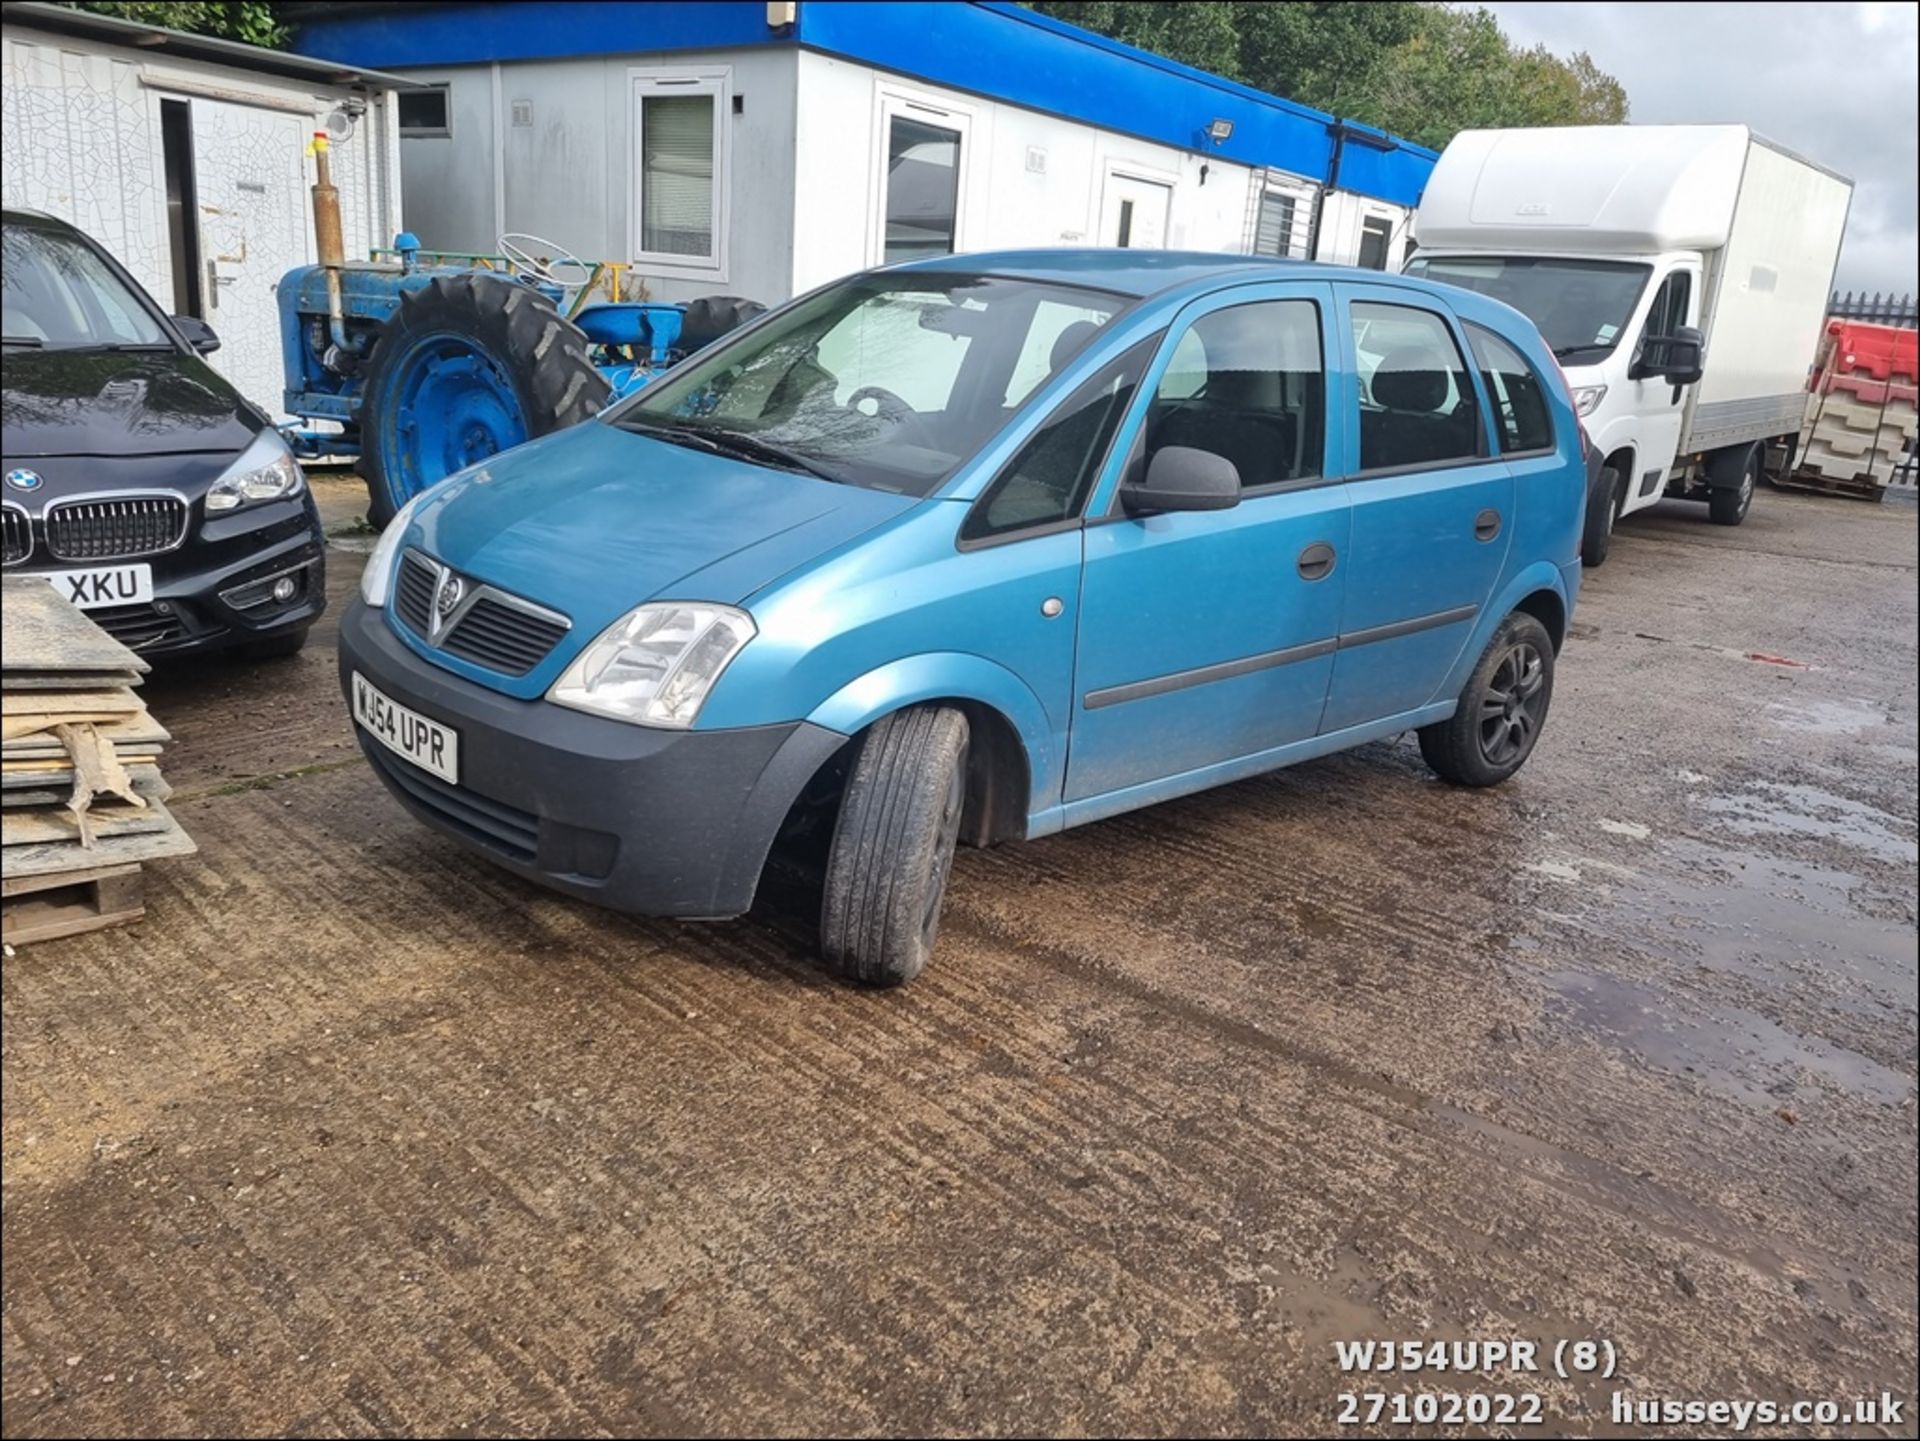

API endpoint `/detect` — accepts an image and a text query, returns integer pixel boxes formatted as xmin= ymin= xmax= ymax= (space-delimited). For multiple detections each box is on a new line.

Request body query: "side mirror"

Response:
xmin=1658 ymin=325 xmax=1704 ymax=385
xmin=1122 ymin=445 xmax=1241 ymax=516
xmin=171 ymin=315 xmax=220 ymax=353
xmin=1632 ymin=324 xmax=1703 ymax=385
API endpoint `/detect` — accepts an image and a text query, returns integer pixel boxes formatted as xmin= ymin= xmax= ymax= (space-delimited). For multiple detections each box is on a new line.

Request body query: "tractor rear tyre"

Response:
xmin=358 ymin=274 xmax=610 ymax=528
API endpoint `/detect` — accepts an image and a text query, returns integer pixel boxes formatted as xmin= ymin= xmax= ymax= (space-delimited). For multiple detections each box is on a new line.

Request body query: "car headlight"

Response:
xmin=548 ymin=602 xmax=755 ymax=729
xmin=1570 ymin=384 xmax=1607 ymax=418
xmin=358 ymin=492 xmax=429 ymax=607
xmin=207 ymin=429 xmax=304 ymax=513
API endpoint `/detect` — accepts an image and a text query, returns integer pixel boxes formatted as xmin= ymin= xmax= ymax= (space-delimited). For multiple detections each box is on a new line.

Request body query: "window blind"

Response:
xmin=1254 ymin=192 xmax=1297 ymax=258
xmin=641 ymin=93 xmax=715 ymax=258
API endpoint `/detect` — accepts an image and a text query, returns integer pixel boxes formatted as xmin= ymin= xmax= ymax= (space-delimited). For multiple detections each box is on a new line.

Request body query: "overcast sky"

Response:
xmin=1482 ymin=1 xmax=1918 ymax=297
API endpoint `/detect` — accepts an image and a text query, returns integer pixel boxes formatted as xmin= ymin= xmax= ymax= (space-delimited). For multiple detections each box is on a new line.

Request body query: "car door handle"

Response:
xmin=1297 ymin=541 xmax=1336 ymax=580
xmin=1474 ymin=509 xmax=1502 ymax=542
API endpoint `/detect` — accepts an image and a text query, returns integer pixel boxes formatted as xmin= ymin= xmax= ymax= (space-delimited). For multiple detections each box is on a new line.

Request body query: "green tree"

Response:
xmin=1025 ymin=1 xmax=1627 ymax=152
xmin=55 ymin=2 xmax=288 ymax=48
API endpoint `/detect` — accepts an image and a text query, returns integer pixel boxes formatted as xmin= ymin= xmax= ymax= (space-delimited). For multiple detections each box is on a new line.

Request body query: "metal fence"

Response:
xmin=1828 ymin=291 xmax=1918 ymax=327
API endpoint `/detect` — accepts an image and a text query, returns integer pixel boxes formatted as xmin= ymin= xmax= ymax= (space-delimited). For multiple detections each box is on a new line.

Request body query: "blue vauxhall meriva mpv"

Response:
xmin=340 ymin=251 xmax=1585 ymax=985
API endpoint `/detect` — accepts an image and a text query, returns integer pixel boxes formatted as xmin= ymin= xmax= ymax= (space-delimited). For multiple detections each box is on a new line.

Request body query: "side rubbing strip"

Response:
xmin=1079 ymin=606 xmax=1479 ymax=712
xmin=1337 ymin=604 xmax=1478 ymax=650
xmin=1083 ymin=638 xmax=1337 ymax=710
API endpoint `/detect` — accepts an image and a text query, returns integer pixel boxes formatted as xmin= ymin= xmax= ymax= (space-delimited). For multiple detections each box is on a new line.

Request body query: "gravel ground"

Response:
xmin=3 ymin=475 xmax=1914 ymax=1437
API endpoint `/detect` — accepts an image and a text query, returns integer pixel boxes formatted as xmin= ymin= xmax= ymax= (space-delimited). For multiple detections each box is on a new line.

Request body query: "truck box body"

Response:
xmin=1409 ymin=125 xmax=1852 ymax=531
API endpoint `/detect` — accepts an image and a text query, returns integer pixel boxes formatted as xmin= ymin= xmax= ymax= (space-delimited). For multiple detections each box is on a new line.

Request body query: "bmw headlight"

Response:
xmin=359 ymin=491 xmax=429 ymax=607
xmin=207 ymin=429 xmax=304 ymax=513
xmin=548 ymin=603 xmax=756 ymax=729
xmin=1569 ymin=384 xmax=1607 ymax=418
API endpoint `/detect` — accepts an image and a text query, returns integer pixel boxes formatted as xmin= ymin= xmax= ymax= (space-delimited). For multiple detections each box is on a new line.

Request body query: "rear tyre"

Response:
xmin=820 ymin=706 xmax=971 ymax=987
xmin=1418 ymin=612 xmax=1556 ymax=787
xmin=1581 ymin=465 xmax=1620 ymax=568
xmin=358 ymin=274 xmax=610 ymax=528
xmin=1706 ymin=443 xmax=1759 ymax=527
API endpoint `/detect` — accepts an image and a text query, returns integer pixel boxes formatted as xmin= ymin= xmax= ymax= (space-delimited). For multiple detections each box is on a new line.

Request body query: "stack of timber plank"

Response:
xmin=2 ymin=577 xmax=195 ymax=945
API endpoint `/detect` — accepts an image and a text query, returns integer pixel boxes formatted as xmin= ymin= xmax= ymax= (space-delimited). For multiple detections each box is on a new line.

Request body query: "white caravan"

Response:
xmin=1406 ymin=125 xmax=1851 ymax=560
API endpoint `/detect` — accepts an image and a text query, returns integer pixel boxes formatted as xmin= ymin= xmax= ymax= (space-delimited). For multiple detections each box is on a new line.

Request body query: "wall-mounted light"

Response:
xmin=1206 ymin=118 xmax=1234 ymax=143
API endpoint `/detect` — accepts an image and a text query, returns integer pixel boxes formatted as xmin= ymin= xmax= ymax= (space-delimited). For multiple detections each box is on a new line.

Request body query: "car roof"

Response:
xmin=885 ymin=247 xmax=1394 ymax=298
xmin=3 ymin=206 xmax=73 ymax=229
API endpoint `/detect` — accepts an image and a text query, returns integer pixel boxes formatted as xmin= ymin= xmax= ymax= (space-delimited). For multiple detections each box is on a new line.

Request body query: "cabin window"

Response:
xmin=631 ymin=71 xmax=729 ymax=272
xmin=397 ymin=85 xmax=450 ymax=139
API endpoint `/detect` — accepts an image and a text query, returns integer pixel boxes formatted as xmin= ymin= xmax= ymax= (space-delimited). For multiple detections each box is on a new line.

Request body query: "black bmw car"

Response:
xmin=2 ymin=207 xmax=325 ymax=658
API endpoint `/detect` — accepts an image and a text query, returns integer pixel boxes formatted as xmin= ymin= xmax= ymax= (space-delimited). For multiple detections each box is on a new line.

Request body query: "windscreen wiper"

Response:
xmin=616 ymin=416 xmax=844 ymax=485
xmin=682 ymin=427 xmax=846 ymax=485
xmin=2 ymin=335 xmax=45 ymax=348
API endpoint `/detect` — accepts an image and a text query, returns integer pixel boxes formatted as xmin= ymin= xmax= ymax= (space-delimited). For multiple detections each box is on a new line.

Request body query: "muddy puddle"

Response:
xmin=1542 ymin=968 xmax=1913 ymax=1109
xmin=1703 ymin=780 xmax=1919 ymax=867
xmin=1518 ymin=818 xmax=1916 ymax=1109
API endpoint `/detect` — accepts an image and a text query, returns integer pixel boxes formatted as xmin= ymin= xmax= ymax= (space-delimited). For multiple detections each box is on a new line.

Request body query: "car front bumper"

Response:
xmin=7 ymin=493 xmax=327 ymax=656
xmin=338 ymin=596 xmax=848 ymax=919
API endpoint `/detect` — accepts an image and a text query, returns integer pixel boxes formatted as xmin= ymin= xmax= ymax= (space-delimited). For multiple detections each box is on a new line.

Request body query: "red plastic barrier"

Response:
xmin=1821 ymin=318 xmax=1919 ymax=385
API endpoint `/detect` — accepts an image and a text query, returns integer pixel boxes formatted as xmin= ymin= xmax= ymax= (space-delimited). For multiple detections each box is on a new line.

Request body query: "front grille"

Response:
xmin=395 ymin=550 xmax=436 ymax=634
xmin=89 ymin=602 xmax=185 ymax=650
xmin=46 ymin=495 xmax=188 ymax=561
xmin=365 ymin=744 xmax=539 ymax=862
xmin=1 ymin=505 xmax=28 ymax=565
xmin=393 ymin=551 xmax=570 ymax=677
xmin=438 ymin=595 xmax=570 ymax=676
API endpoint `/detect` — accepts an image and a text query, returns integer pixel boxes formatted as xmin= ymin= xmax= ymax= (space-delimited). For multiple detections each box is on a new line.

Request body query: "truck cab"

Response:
xmin=1405 ymin=125 xmax=1851 ymax=554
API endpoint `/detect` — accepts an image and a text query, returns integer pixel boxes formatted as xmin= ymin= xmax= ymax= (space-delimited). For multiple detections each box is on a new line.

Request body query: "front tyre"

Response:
xmin=1418 ymin=612 xmax=1556 ymax=787
xmin=234 ymin=627 xmax=310 ymax=662
xmin=820 ymin=706 xmax=971 ymax=987
xmin=1581 ymin=465 xmax=1620 ymax=568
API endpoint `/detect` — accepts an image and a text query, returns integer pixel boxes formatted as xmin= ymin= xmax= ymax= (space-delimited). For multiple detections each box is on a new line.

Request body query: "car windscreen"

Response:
xmin=1403 ymin=255 xmax=1651 ymax=365
xmin=2 ymin=223 xmax=171 ymax=349
xmin=607 ymin=273 xmax=1125 ymax=495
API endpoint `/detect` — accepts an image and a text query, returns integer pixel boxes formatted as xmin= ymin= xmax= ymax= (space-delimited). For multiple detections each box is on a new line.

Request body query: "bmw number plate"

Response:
xmin=352 ymin=671 xmax=459 ymax=785
xmin=29 ymin=563 xmax=154 ymax=611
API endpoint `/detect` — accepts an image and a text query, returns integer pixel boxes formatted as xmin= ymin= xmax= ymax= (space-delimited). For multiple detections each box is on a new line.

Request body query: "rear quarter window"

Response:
xmin=1466 ymin=322 xmax=1555 ymax=455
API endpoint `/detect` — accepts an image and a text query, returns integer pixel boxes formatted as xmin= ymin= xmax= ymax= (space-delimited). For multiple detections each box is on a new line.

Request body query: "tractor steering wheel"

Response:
xmin=498 ymin=233 xmax=595 ymax=301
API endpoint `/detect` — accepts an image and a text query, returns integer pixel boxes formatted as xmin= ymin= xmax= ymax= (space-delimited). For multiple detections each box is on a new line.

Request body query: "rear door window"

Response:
xmin=1466 ymin=323 xmax=1554 ymax=455
xmin=1350 ymin=302 xmax=1479 ymax=472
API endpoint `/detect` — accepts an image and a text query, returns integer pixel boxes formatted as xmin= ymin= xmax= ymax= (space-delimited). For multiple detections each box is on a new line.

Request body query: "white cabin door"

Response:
xmin=1101 ymin=173 xmax=1171 ymax=248
xmin=175 ymin=94 xmax=313 ymax=415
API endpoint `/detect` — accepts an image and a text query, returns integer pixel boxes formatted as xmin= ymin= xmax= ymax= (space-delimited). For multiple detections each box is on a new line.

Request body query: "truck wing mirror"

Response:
xmin=1658 ymin=325 xmax=1705 ymax=386
xmin=1633 ymin=325 xmax=1704 ymax=385
xmin=1122 ymin=445 xmax=1241 ymax=516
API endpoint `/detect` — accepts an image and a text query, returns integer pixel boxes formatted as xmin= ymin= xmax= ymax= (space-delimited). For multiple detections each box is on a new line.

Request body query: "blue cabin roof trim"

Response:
xmin=290 ymin=0 xmax=1436 ymax=207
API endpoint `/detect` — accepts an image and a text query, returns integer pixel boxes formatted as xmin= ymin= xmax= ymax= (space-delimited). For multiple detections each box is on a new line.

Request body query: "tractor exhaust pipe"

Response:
xmin=309 ymin=130 xmax=353 ymax=356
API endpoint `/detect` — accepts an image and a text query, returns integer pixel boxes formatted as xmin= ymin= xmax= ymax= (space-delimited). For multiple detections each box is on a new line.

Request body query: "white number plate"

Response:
xmin=352 ymin=671 xmax=459 ymax=784
xmin=30 ymin=563 xmax=154 ymax=610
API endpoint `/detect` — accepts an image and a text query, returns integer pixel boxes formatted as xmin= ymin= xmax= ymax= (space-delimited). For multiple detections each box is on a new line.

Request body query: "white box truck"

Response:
xmin=1405 ymin=125 xmax=1852 ymax=560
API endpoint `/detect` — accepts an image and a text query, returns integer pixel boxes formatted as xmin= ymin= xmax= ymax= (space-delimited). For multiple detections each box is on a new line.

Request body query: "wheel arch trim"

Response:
xmin=803 ymin=653 xmax=1057 ymax=833
xmin=1431 ymin=562 xmax=1572 ymax=704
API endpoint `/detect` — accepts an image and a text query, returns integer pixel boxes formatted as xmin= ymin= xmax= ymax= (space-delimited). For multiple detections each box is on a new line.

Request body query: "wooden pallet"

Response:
xmin=2 ymin=862 xmax=144 ymax=945
xmin=1778 ymin=468 xmax=1889 ymax=502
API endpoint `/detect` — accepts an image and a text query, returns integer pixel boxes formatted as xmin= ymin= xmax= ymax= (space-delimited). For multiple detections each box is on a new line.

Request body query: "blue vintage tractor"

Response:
xmin=276 ymin=144 xmax=760 ymax=525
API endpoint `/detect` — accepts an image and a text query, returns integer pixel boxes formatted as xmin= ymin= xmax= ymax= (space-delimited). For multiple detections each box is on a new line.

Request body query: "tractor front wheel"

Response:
xmin=358 ymin=275 xmax=610 ymax=528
